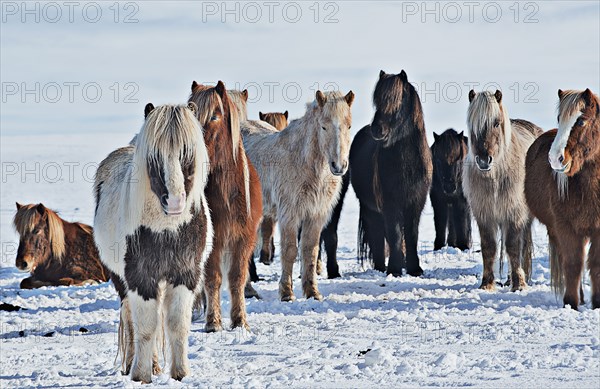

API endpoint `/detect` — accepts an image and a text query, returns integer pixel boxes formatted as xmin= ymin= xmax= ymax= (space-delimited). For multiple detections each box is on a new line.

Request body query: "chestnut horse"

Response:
xmin=525 ymin=88 xmax=600 ymax=309
xmin=13 ymin=202 xmax=108 ymax=289
xmin=189 ymin=81 xmax=262 ymax=330
xmin=259 ymin=111 xmax=288 ymax=131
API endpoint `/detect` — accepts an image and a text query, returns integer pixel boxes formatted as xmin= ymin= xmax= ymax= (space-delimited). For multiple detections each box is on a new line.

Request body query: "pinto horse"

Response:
xmin=189 ymin=81 xmax=263 ymax=329
xmin=13 ymin=202 xmax=108 ymax=289
xmin=350 ymin=70 xmax=432 ymax=277
xmin=525 ymin=88 xmax=600 ymax=309
xmin=94 ymin=103 xmax=213 ymax=383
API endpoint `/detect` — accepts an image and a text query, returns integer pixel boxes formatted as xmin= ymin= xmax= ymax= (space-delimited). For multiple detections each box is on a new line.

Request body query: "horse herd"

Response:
xmin=11 ymin=70 xmax=599 ymax=383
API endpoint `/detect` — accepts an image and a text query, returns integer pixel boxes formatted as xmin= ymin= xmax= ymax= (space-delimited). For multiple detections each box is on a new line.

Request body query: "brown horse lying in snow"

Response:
xmin=13 ymin=202 xmax=109 ymax=289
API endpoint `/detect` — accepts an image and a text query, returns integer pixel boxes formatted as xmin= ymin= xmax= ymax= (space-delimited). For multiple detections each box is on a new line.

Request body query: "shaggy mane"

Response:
xmin=14 ymin=204 xmax=65 ymax=260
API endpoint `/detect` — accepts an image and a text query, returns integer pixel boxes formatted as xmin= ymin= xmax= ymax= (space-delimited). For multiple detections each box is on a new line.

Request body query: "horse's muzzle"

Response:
xmin=162 ymin=192 xmax=186 ymax=216
xmin=475 ymin=155 xmax=493 ymax=172
xmin=330 ymin=161 xmax=347 ymax=176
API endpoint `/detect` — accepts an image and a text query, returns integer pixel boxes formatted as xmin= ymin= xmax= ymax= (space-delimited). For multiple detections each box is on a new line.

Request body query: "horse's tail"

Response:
xmin=522 ymin=221 xmax=533 ymax=283
xmin=357 ymin=209 xmax=371 ymax=267
xmin=548 ymin=234 xmax=565 ymax=296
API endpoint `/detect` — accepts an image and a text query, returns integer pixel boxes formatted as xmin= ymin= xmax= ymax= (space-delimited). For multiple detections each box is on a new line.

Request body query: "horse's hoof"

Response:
xmin=171 ymin=366 xmax=190 ymax=381
xmin=152 ymin=363 xmax=162 ymax=375
xmin=280 ymin=293 xmax=296 ymax=302
xmin=511 ymin=282 xmax=527 ymax=292
xmin=231 ymin=320 xmax=250 ymax=331
xmin=306 ymin=292 xmax=323 ymax=301
xmin=479 ymin=282 xmax=496 ymax=291
xmin=244 ymin=284 xmax=262 ymax=300
xmin=205 ymin=322 xmax=223 ymax=333
xmin=327 ymin=271 xmax=341 ymax=279
xmin=407 ymin=267 xmax=424 ymax=277
xmin=387 ymin=271 xmax=402 ymax=277
xmin=131 ymin=370 xmax=151 ymax=384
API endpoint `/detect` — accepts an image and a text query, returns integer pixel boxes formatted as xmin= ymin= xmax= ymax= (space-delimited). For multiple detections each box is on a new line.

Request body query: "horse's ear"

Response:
xmin=241 ymin=89 xmax=249 ymax=102
xmin=215 ymin=81 xmax=226 ymax=97
xmin=583 ymin=88 xmax=594 ymax=105
xmin=344 ymin=91 xmax=355 ymax=107
xmin=144 ymin=103 xmax=155 ymax=118
xmin=259 ymin=112 xmax=265 ymax=120
xmin=284 ymin=110 xmax=288 ymax=119
xmin=433 ymin=132 xmax=439 ymax=141
xmin=468 ymin=90 xmax=476 ymax=103
xmin=316 ymin=90 xmax=327 ymax=107
xmin=494 ymin=90 xmax=502 ymax=103
xmin=191 ymin=81 xmax=198 ymax=91
xmin=558 ymin=89 xmax=564 ymax=99
xmin=15 ymin=202 xmax=23 ymax=210
xmin=399 ymin=70 xmax=407 ymax=81
xmin=187 ymin=102 xmax=198 ymax=115
xmin=379 ymin=70 xmax=386 ymax=79
xmin=458 ymin=130 xmax=464 ymax=138
xmin=36 ymin=203 xmax=46 ymax=216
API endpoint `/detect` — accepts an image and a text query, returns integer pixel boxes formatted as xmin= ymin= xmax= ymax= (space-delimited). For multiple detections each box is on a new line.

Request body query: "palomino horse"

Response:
xmin=94 ymin=103 xmax=213 ymax=383
xmin=243 ymin=90 xmax=354 ymax=301
xmin=350 ymin=70 xmax=432 ymax=277
xmin=188 ymin=81 xmax=262 ymax=330
xmin=430 ymin=129 xmax=471 ymax=251
xmin=525 ymin=88 xmax=600 ymax=309
xmin=464 ymin=90 xmax=542 ymax=291
xmin=13 ymin=202 xmax=108 ymax=288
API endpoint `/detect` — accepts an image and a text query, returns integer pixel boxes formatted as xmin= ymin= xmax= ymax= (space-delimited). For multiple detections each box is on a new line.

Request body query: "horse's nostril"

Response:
xmin=558 ymin=155 xmax=564 ymax=163
xmin=488 ymin=156 xmax=493 ymax=164
xmin=160 ymin=194 xmax=168 ymax=206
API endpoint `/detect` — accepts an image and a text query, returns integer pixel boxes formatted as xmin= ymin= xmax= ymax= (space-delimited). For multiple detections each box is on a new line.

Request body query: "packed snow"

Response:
xmin=1 ymin=1 xmax=599 ymax=388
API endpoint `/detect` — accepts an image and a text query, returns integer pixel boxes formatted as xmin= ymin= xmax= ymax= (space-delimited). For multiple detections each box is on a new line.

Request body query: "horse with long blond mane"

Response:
xmin=243 ymin=90 xmax=354 ymax=301
xmin=525 ymin=88 xmax=600 ymax=309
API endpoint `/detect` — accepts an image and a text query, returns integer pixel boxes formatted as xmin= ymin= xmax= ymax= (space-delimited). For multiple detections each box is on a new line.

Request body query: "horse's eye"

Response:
xmin=494 ymin=121 xmax=500 ymax=128
xmin=210 ymin=115 xmax=219 ymax=122
xmin=322 ymin=126 xmax=327 ymax=131
xmin=576 ymin=118 xmax=585 ymax=127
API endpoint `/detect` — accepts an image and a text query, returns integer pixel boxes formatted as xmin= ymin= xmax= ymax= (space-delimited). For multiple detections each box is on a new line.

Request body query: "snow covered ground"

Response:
xmin=1 ymin=1 xmax=599 ymax=388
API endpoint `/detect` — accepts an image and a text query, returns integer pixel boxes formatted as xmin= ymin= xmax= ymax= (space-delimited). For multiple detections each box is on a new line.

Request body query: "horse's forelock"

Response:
xmin=467 ymin=92 xmax=511 ymax=149
xmin=373 ymin=74 xmax=405 ymax=115
xmin=13 ymin=204 xmax=66 ymax=260
xmin=557 ymin=90 xmax=588 ymax=125
xmin=309 ymin=91 xmax=352 ymax=126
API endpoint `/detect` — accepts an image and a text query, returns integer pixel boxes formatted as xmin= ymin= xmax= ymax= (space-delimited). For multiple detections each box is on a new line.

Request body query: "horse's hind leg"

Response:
xmin=360 ymin=207 xmax=386 ymax=273
xmin=248 ymin=255 xmax=259 ymax=283
xmin=432 ymin=193 xmax=448 ymax=250
xmin=453 ymin=199 xmax=471 ymax=251
xmin=300 ymin=218 xmax=324 ymax=300
xmin=164 ymin=284 xmax=194 ymax=380
xmin=588 ymin=234 xmax=600 ymax=309
xmin=128 ymin=293 xmax=159 ymax=383
xmin=321 ymin=223 xmax=341 ymax=279
xmin=279 ymin=221 xmax=299 ymax=301
xmin=477 ymin=220 xmax=498 ymax=290
xmin=228 ymin=238 xmax=251 ymax=330
xmin=204 ymin=243 xmax=224 ymax=332
xmin=259 ymin=217 xmax=276 ymax=265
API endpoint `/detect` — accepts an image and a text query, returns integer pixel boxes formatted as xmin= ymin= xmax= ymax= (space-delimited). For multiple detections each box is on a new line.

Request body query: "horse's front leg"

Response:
xmin=300 ymin=218 xmax=324 ymax=300
xmin=403 ymin=206 xmax=424 ymax=277
xmin=478 ymin=220 xmax=498 ymax=290
xmin=164 ymin=284 xmax=194 ymax=381
xmin=128 ymin=292 xmax=160 ymax=383
xmin=505 ymin=223 xmax=527 ymax=292
xmin=204 ymin=240 xmax=224 ymax=332
xmin=279 ymin=221 xmax=298 ymax=301
xmin=383 ymin=209 xmax=405 ymax=277
xmin=228 ymin=237 xmax=252 ymax=330
xmin=453 ymin=199 xmax=472 ymax=251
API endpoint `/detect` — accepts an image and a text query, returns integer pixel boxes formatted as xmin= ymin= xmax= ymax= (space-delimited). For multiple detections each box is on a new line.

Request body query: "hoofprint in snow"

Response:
xmin=1 ymin=135 xmax=599 ymax=388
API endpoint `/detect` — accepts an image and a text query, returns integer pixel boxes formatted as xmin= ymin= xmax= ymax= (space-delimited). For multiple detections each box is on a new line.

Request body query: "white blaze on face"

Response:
xmin=549 ymin=111 xmax=581 ymax=171
xmin=163 ymin=155 xmax=187 ymax=215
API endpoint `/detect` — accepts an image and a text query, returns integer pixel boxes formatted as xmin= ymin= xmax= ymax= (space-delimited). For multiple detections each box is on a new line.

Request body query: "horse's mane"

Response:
xmin=467 ymin=91 xmax=511 ymax=149
xmin=558 ymin=90 xmax=592 ymax=123
xmin=13 ymin=204 xmax=66 ymax=260
xmin=128 ymin=104 xmax=205 ymax=228
xmin=228 ymin=89 xmax=249 ymax=122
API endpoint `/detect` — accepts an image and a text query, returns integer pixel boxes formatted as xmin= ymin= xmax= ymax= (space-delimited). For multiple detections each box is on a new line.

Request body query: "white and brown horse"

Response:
xmin=94 ymin=103 xmax=213 ymax=383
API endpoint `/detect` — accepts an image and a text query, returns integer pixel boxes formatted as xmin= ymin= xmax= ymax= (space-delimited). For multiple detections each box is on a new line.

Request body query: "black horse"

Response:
xmin=350 ymin=70 xmax=432 ymax=276
xmin=430 ymin=129 xmax=471 ymax=251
